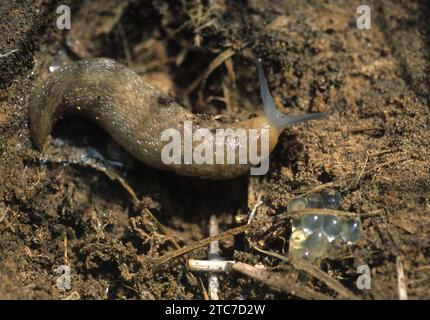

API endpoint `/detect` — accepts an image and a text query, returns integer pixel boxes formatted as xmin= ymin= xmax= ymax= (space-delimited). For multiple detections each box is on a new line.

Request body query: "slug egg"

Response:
xmin=289 ymin=228 xmax=309 ymax=261
xmin=321 ymin=214 xmax=343 ymax=242
xmin=291 ymin=246 xmax=312 ymax=261
xmin=288 ymin=188 xmax=361 ymax=262
xmin=341 ymin=218 xmax=361 ymax=243
xmin=303 ymin=229 xmax=329 ymax=258
xmin=321 ymin=188 xmax=342 ymax=209
xmin=301 ymin=213 xmax=323 ymax=235
xmin=287 ymin=197 xmax=307 ymax=212
xmin=289 ymin=228 xmax=307 ymax=249
xmin=305 ymin=193 xmax=323 ymax=208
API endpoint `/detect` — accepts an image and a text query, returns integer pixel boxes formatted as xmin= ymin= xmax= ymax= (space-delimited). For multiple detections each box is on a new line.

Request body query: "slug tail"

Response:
xmin=29 ymin=77 xmax=58 ymax=152
xmin=257 ymin=58 xmax=326 ymax=131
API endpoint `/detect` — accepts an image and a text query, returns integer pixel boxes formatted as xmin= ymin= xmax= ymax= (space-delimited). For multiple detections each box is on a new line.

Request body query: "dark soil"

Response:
xmin=0 ymin=0 xmax=429 ymax=299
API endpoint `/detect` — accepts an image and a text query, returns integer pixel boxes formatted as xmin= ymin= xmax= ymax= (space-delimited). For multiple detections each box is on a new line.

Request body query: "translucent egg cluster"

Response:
xmin=288 ymin=189 xmax=361 ymax=262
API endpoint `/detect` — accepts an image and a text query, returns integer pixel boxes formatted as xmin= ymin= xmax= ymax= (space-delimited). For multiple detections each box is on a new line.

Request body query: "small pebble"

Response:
xmin=287 ymin=197 xmax=307 ymax=212
xmin=321 ymin=188 xmax=342 ymax=209
xmin=341 ymin=218 xmax=361 ymax=243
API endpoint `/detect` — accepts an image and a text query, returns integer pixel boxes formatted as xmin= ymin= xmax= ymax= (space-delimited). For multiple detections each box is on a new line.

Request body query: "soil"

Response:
xmin=0 ymin=0 xmax=429 ymax=299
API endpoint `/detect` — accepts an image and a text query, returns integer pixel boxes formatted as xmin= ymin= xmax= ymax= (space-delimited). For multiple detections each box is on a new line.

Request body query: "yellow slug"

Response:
xmin=29 ymin=58 xmax=324 ymax=179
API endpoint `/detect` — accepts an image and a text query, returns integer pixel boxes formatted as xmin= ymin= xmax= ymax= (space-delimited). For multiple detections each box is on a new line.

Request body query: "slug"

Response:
xmin=29 ymin=58 xmax=325 ymax=179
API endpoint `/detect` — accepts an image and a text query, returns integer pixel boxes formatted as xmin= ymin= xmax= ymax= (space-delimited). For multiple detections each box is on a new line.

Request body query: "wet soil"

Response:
xmin=0 ymin=0 xmax=429 ymax=299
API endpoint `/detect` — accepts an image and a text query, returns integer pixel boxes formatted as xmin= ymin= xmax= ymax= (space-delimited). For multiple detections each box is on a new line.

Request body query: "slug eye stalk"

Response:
xmin=257 ymin=58 xmax=326 ymax=131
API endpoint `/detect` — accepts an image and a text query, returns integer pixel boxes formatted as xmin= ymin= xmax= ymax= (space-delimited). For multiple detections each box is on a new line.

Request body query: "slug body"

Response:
xmin=29 ymin=58 xmax=324 ymax=179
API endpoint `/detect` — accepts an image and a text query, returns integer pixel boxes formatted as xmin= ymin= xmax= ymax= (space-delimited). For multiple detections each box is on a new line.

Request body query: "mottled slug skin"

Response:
xmin=29 ymin=58 xmax=280 ymax=179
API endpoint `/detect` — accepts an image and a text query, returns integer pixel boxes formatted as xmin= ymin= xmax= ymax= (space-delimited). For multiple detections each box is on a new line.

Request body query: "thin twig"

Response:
xmin=185 ymin=48 xmax=235 ymax=95
xmin=0 ymin=205 xmax=9 ymax=224
xmin=154 ymin=222 xmax=255 ymax=267
xmin=63 ymin=235 xmax=69 ymax=265
xmin=117 ymin=22 xmax=133 ymax=65
xmin=292 ymin=182 xmax=336 ymax=195
xmin=198 ymin=276 xmax=210 ymax=300
xmin=249 ymin=240 xmax=289 ymax=263
xmin=294 ymin=260 xmax=360 ymax=300
xmin=188 ymin=259 xmax=235 ymax=272
xmin=247 ymin=196 xmax=263 ymax=224
xmin=396 ymin=256 xmax=408 ymax=300
xmin=231 ymin=262 xmax=332 ymax=300
xmin=347 ymin=155 xmax=369 ymax=190
xmin=142 ymin=208 xmax=181 ymax=250
xmin=368 ymin=148 xmax=401 ymax=157
xmin=189 ymin=259 xmax=330 ymax=299
xmin=276 ymin=208 xmax=382 ymax=220
xmin=0 ymin=49 xmax=17 ymax=58
xmin=208 ymin=215 xmax=220 ymax=300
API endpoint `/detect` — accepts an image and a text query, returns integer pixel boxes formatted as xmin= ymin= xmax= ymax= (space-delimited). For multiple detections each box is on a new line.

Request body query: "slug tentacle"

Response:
xmin=256 ymin=58 xmax=326 ymax=131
